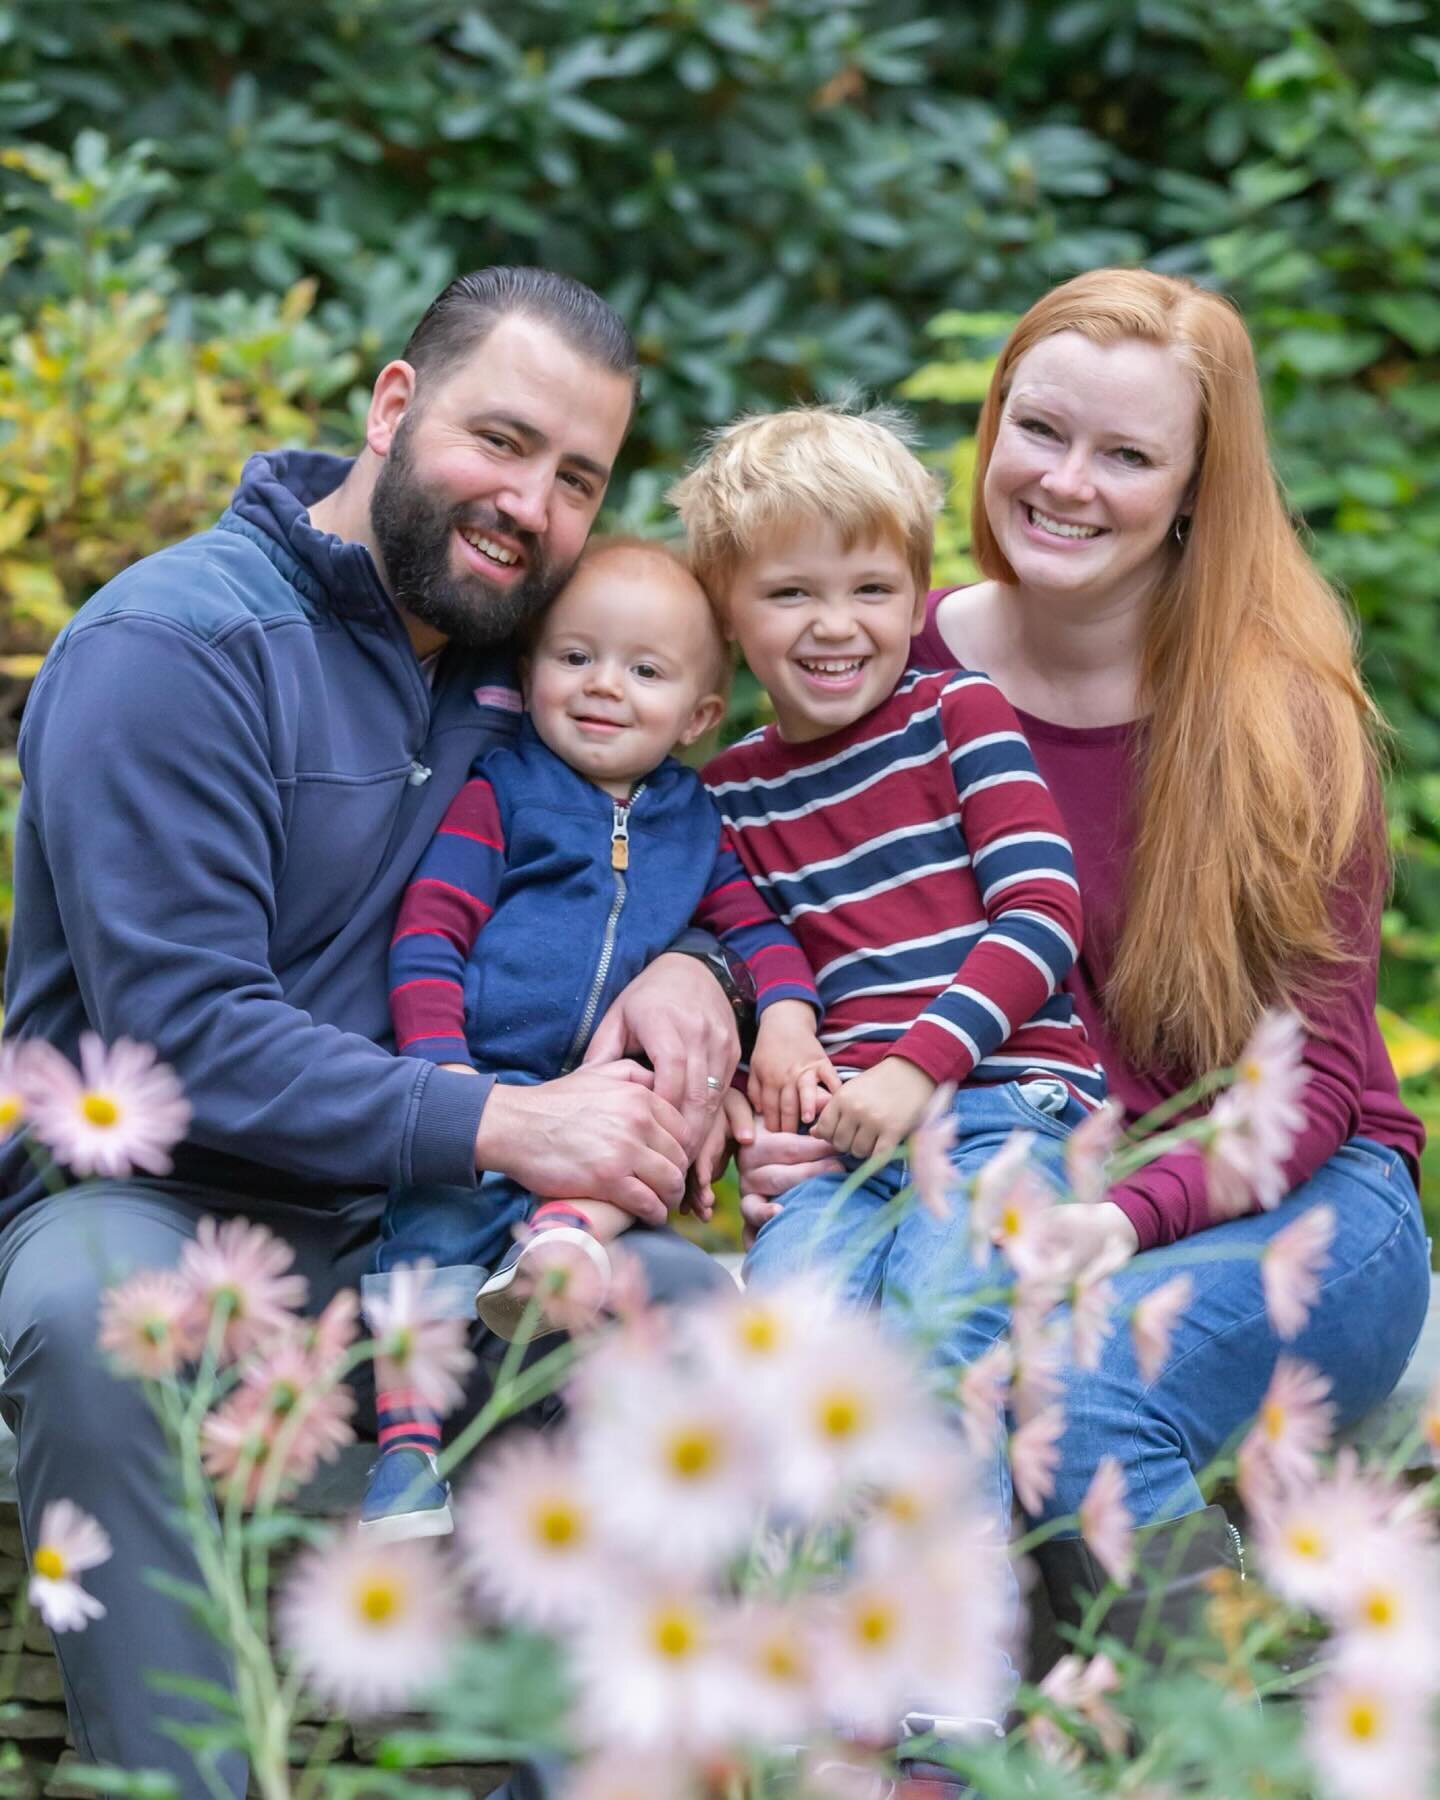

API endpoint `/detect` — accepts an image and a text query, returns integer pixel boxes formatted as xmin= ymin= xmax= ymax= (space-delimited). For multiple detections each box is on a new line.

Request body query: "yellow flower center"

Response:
xmin=817 ymin=1390 xmax=866 ymax=1441
xmin=1262 ymin=1401 xmax=1286 ymax=1441
xmin=666 ymin=1428 xmax=718 ymax=1481
xmin=33 ymin=1546 xmax=65 ymax=1581
xmin=1241 ymin=1058 xmax=1263 ymax=1086
xmin=1000 ymin=1204 xmax=1023 ymax=1238
xmin=1344 ymin=1696 xmax=1381 ymax=1742
xmin=651 ymin=1607 xmax=697 ymax=1660
xmin=1362 ymin=1590 xmax=1395 ymax=1629
xmin=762 ymin=1637 xmax=803 ymax=1682
xmin=1426 ymin=1411 xmax=1440 ymax=1448
xmin=885 ymin=1490 xmax=921 ymax=1525
xmin=853 ymin=1602 xmax=894 ymax=1648
xmin=0 ymin=1094 xmax=23 ymax=1132
xmin=80 ymin=1092 xmax=120 ymax=1128
xmin=533 ymin=1501 xmax=581 ymax=1549
xmin=355 ymin=1575 xmax=402 ymax=1627
xmin=739 ymin=1310 xmax=779 ymax=1354
xmin=1285 ymin=1524 xmax=1324 ymax=1560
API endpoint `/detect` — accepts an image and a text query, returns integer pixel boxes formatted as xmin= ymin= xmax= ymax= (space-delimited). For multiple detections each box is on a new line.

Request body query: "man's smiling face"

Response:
xmin=368 ymin=313 xmax=634 ymax=651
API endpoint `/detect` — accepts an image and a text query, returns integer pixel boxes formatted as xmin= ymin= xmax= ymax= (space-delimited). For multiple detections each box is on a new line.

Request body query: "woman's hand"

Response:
xmin=730 ymin=1089 xmax=845 ymax=1245
xmin=1028 ymin=1200 xmax=1140 ymax=1282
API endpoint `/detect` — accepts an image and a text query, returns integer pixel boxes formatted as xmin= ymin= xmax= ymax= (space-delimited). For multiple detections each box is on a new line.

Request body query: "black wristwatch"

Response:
xmin=667 ymin=930 xmax=757 ymax=1051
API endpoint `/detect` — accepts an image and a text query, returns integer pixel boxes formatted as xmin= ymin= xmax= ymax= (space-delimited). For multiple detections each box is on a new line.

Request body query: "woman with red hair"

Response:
xmin=737 ymin=267 xmax=1428 ymax=1651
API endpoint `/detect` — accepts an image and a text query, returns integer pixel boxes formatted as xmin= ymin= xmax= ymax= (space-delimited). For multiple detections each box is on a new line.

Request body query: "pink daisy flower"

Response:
xmin=977 ymin=1164 xmax=1056 ymax=1281
xmin=1010 ymin=1402 xmax=1065 ymax=1516
xmin=1078 ymin=1456 xmax=1135 ymax=1587
xmin=1306 ymin=1654 xmax=1434 ymax=1800
xmin=570 ymin=1580 xmax=739 ymax=1755
xmin=1205 ymin=1009 xmax=1308 ymax=1217
xmin=1261 ymin=1204 xmax=1334 ymax=1342
xmin=28 ymin=1499 xmax=111 ymax=1633
xmin=958 ymin=1340 xmax=1012 ymax=1457
xmin=581 ymin=1368 xmax=765 ymax=1575
xmin=295 ymin=1288 xmax=361 ymax=1373
xmin=724 ymin=1597 xmax=826 ymax=1747
xmin=360 ymin=1264 xmax=474 ymax=1418
xmin=201 ymin=1343 xmax=355 ymax=1504
xmin=1065 ymin=1098 xmax=1125 ymax=1206
xmin=1240 ymin=1357 xmax=1335 ymax=1497
xmin=0 ymin=1039 xmax=71 ymax=1146
xmin=1030 ymin=1651 xmax=1126 ymax=1765
xmin=968 ymin=1130 xmax=1038 ymax=1262
xmin=1329 ymin=1544 xmax=1440 ymax=1686
xmin=97 ymin=1267 xmax=202 ymax=1378
xmin=908 ymin=1082 xmax=958 ymax=1221
xmin=177 ymin=1216 xmax=309 ymax=1363
xmin=459 ymin=1433 xmax=613 ymax=1630
xmin=1011 ymin=1316 xmax=1066 ymax=1424
xmin=278 ymin=1529 xmax=462 ymax=1715
xmin=1130 ymin=1274 xmax=1194 ymax=1385
xmin=814 ymin=1564 xmax=948 ymax=1738
xmin=1070 ymin=1259 xmax=1119 ymax=1370
xmin=23 ymin=1033 xmax=190 ymax=1179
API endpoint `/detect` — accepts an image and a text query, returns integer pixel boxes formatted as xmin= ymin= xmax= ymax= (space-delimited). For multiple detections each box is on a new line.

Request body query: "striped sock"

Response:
xmin=528 ymin=1202 xmax=596 ymax=1234
xmin=374 ymin=1377 xmax=442 ymax=1457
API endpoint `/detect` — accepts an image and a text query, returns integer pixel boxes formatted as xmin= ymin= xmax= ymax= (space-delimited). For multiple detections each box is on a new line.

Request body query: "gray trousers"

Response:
xmin=0 ymin=1180 xmax=730 ymax=1795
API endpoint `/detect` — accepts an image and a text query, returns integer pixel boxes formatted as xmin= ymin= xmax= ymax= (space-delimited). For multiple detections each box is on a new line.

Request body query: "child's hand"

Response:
xmin=746 ymin=999 xmax=842 ymax=1134
xmin=814 ymin=1056 xmax=937 ymax=1163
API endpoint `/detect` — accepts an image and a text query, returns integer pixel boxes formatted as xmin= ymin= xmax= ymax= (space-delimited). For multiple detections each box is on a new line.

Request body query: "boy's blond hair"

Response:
xmin=667 ymin=403 xmax=944 ymax=600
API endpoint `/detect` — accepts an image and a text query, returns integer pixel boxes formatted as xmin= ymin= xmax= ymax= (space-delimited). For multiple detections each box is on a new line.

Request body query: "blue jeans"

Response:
xmin=746 ymin=1081 xmax=1430 ymax=1536
xmin=364 ymin=1172 xmax=532 ymax=1318
xmin=1041 ymin=1135 xmax=1430 ymax=1527
xmin=744 ymin=1077 xmax=1087 ymax=1533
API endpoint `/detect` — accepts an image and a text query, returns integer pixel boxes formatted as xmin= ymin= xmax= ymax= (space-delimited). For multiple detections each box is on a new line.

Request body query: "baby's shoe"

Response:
xmin=357 ymin=1446 xmax=453 ymax=1541
xmin=475 ymin=1204 xmax=611 ymax=1341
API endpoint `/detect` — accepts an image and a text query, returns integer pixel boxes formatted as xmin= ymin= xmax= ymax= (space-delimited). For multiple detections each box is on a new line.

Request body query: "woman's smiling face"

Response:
xmin=983 ymin=331 xmax=1201 ymax=611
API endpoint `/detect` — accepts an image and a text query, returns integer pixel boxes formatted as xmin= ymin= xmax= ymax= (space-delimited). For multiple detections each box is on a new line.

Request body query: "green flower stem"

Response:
xmin=1120 ymin=1068 xmax=1234 ymax=1144
xmin=434 ymin=1336 xmax=581 ymax=1484
xmin=1008 ymin=1513 xmax=1081 ymax=1561
xmin=292 ymin=1710 xmax=349 ymax=1800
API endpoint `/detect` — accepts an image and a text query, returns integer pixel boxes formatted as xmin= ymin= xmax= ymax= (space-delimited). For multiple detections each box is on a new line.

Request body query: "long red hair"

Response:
xmin=972 ymin=269 xmax=1382 ymax=1073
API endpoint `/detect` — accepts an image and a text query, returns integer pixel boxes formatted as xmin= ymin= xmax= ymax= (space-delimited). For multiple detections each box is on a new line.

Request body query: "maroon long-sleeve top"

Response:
xmin=912 ymin=591 xmax=1424 ymax=1252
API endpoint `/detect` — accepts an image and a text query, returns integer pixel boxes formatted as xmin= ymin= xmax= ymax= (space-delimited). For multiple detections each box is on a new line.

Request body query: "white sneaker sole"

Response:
xmin=475 ymin=1226 xmax=611 ymax=1340
xmin=356 ymin=1502 xmax=455 ymax=1543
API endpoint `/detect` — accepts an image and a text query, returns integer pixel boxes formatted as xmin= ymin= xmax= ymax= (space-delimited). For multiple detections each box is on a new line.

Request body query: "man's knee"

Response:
xmin=625 ymin=1226 xmax=732 ymax=1307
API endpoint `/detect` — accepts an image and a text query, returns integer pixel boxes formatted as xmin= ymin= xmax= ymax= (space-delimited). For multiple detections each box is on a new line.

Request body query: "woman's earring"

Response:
xmin=1173 ymin=515 xmax=1191 ymax=545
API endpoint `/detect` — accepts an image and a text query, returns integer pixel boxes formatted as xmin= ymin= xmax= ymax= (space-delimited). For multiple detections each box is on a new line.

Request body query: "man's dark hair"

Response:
xmin=400 ymin=266 xmax=640 ymax=407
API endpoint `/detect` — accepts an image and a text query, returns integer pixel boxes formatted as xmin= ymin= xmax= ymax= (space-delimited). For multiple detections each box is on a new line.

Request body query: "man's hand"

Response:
xmin=730 ymin=1089 xmax=844 ymax=1245
xmin=474 ymin=1062 xmax=688 ymax=1226
xmin=582 ymin=951 xmax=740 ymax=1156
xmin=747 ymin=999 xmax=842 ymax=1133
xmin=813 ymin=1056 xmax=937 ymax=1163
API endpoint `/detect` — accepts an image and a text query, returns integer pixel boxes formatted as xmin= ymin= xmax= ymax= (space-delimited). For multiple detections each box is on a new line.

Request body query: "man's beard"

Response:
xmin=369 ymin=418 xmax=572 ymax=650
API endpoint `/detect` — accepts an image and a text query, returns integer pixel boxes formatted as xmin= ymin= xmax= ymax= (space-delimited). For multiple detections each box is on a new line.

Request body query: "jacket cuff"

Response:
xmin=405 ymin=1065 xmax=494 ymax=1187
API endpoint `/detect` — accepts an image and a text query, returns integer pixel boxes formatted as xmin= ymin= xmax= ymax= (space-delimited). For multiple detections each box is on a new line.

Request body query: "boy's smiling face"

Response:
xmin=723 ymin=520 xmax=926 ymax=743
xmin=525 ymin=546 xmax=727 ymax=798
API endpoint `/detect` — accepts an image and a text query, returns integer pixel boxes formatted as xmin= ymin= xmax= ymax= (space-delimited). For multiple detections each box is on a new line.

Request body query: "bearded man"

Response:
xmin=0 ymin=268 xmax=739 ymax=1791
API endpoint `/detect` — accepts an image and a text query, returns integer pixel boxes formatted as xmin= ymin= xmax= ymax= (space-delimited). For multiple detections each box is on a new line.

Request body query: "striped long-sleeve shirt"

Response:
xmin=703 ymin=667 xmax=1106 ymax=1104
xmin=389 ymin=720 xmax=818 ymax=1077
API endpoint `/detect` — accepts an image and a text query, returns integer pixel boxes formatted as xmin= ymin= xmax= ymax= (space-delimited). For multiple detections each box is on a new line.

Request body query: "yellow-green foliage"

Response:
xmin=0 ymin=275 xmax=347 ymax=675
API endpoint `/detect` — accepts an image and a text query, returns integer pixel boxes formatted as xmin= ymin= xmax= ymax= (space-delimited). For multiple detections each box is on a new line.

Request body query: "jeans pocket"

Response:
xmin=1005 ymin=1079 xmax=1080 ymax=1139
xmin=1337 ymin=1136 xmax=1400 ymax=1182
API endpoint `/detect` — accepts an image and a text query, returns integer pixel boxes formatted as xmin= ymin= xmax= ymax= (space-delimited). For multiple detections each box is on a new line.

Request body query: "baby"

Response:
xmin=364 ymin=536 xmax=825 ymax=1538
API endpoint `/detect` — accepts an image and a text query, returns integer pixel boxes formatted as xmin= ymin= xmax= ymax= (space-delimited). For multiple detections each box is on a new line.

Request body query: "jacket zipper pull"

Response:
xmin=611 ymin=802 xmax=631 ymax=871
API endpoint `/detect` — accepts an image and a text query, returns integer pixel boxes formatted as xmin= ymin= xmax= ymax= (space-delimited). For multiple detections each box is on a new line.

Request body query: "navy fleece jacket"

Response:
xmin=0 ymin=450 xmax=516 ymax=1226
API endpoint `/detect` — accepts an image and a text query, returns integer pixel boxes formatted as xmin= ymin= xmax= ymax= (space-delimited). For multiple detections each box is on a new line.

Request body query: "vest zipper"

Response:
xmin=561 ymin=786 xmax=643 ymax=1070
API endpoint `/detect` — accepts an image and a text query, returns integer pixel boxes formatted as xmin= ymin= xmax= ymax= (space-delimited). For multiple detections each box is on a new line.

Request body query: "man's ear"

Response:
xmin=365 ymin=361 xmax=419 ymax=460
xmin=677 ymin=692 xmax=728 ymax=748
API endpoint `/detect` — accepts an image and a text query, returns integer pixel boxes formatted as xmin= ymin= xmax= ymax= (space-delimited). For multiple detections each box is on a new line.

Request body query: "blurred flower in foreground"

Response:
xmin=98 ymin=1268 xmax=201 ymax=1378
xmin=1131 ymin=1274 xmax=1193 ymax=1385
xmin=1065 ymin=1097 xmax=1125 ymax=1207
xmin=1206 ymin=1009 xmax=1307 ymax=1217
xmin=361 ymin=1263 xmax=474 ymax=1416
xmin=278 ymin=1530 xmax=461 ymax=1714
xmin=571 ymin=1581 xmax=735 ymax=1754
xmin=201 ymin=1341 xmax=356 ymax=1503
xmin=908 ymin=1081 xmax=958 ymax=1220
xmin=1009 ymin=1403 xmax=1064 ymax=1515
xmin=0 ymin=1039 xmax=66 ymax=1145
xmin=461 ymin=1433 xmax=610 ymax=1629
xmin=1079 ymin=1455 xmax=1135 ymax=1586
xmin=178 ymin=1216 xmax=308 ymax=1362
xmin=1239 ymin=1357 xmax=1335 ymax=1502
xmin=1261 ymin=1204 xmax=1334 ymax=1342
xmin=1306 ymin=1655 xmax=1433 ymax=1800
xmin=1028 ymin=1651 xmax=1125 ymax=1766
xmin=28 ymin=1499 xmax=111 ymax=1632
xmin=23 ymin=1033 xmax=190 ymax=1178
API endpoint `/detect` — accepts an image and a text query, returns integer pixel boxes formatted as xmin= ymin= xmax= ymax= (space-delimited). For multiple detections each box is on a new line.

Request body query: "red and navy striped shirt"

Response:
xmin=704 ymin=668 xmax=1106 ymax=1104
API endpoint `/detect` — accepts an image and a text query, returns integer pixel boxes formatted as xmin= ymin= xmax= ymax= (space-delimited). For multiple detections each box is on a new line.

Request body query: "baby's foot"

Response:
xmin=475 ymin=1204 xmax=611 ymax=1341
